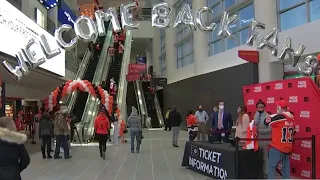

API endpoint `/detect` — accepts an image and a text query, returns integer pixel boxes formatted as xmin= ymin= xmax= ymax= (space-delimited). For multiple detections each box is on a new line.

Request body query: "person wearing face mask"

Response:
xmin=211 ymin=101 xmax=233 ymax=143
xmin=195 ymin=105 xmax=209 ymax=141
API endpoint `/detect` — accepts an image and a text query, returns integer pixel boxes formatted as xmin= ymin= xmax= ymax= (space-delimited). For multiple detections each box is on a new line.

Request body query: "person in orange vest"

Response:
xmin=242 ymin=120 xmax=258 ymax=151
xmin=94 ymin=108 xmax=110 ymax=159
xmin=119 ymin=120 xmax=127 ymax=143
xmin=186 ymin=110 xmax=198 ymax=141
xmin=118 ymin=41 xmax=125 ymax=64
xmin=118 ymin=30 xmax=126 ymax=44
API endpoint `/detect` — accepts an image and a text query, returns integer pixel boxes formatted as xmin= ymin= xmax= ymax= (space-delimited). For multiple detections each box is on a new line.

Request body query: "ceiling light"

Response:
xmin=54 ymin=3 xmax=56 ymax=6
xmin=40 ymin=0 xmax=43 ymax=3
xmin=50 ymin=4 xmax=53 ymax=7
xmin=56 ymin=0 xmax=58 ymax=2
xmin=46 ymin=7 xmax=49 ymax=9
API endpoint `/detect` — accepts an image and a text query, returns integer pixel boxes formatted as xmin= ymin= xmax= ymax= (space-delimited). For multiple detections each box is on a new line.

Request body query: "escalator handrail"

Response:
xmin=133 ymin=81 xmax=142 ymax=119
xmin=66 ymin=48 xmax=92 ymax=113
xmin=137 ymin=80 xmax=148 ymax=117
xmin=116 ymin=30 xmax=132 ymax=120
xmin=154 ymin=92 xmax=164 ymax=126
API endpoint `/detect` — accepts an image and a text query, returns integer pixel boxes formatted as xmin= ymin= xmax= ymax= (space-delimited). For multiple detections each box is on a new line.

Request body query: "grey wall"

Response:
xmin=163 ymin=63 xmax=258 ymax=127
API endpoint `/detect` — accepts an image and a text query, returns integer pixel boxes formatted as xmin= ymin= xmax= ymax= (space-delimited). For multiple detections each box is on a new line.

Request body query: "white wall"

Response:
xmin=152 ymin=28 xmax=161 ymax=77
xmin=132 ymin=21 xmax=154 ymax=38
xmin=5 ymin=83 xmax=49 ymax=99
xmin=22 ymin=0 xmax=48 ymax=29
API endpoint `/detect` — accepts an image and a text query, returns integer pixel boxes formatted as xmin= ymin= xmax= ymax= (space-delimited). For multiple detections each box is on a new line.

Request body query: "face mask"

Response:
xmin=199 ymin=109 xmax=203 ymax=112
xmin=219 ymin=105 xmax=224 ymax=110
xmin=237 ymin=109 xmax=241 ymax=113
xmin=258 ymin=110 xmax=264 ymax=114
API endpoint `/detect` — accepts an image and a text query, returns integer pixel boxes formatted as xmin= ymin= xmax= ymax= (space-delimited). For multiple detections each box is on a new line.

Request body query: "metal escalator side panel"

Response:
xmin=66 ymin=49 xmax=92 ymax=113
xmin=136 ymin=80 xmax=148 ymax=118
xmin=154 ymin=92 xmax=164 ymax=127
xmin=133 ymin=81 xmax=142 ymax=118
xmin=80 ymin=24 xmax=114 ymax=141
xmin=116 ymin=30 xmax=132 ymax=121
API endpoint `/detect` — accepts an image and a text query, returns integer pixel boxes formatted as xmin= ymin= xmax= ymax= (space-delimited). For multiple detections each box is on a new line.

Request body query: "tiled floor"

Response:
xmin=22 ymin=129 xmax=210 ymax=180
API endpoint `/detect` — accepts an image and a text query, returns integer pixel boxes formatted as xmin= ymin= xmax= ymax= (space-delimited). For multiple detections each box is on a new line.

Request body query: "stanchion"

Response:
xmin=312 ymin=135 xmax=316 ymax=179
xmin=235 ymin=137 xmax=240 ymax=178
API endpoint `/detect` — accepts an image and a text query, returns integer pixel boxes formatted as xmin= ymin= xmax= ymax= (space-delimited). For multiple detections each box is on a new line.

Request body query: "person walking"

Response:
xmin=127 ymin=106 xmax=142 ymax=153
xmin=169 ymin=106 xmax=182 ymax=147
xmin=94 ymin=108 xmax=110 ymax=159
xmin=195 ymin=105 xmax=209 ymax=141
xmin=0 ymin=116 xmax=30 ymax=180
xmin=53 ymin=106 xmax=72 ymax=159
xmin=186 ymin=110 xmax=198 ymax=141
xmin=39 ymin=112 xmax=53 ymax=159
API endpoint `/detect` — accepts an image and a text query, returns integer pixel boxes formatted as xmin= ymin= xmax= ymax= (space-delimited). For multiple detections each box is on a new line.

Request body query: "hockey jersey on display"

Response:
xmin=264 ymin=112 xmax=294 ymax=153
xmin=243 ymin=120 xmax=258 ymax=151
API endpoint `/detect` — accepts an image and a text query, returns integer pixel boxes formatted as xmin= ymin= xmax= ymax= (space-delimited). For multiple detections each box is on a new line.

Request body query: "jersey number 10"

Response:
xmin=281 ymin=127 xmax=294 ymax=143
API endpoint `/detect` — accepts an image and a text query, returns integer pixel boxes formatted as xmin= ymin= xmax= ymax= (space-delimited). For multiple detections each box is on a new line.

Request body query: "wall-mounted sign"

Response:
xmin=58 ymin=0 xmax=77 ymax=27
xmin=128 ymin=63 xmax=147 ymax=74
xmin=238 ymin=50 xmax=259 ymax=64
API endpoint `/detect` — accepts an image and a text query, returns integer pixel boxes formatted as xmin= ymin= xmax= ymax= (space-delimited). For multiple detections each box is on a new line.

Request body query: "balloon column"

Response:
xmin=0 ymin=78 xmax=2 ymax=108
xmin=44 ymin=79 xmax=114 ymax=113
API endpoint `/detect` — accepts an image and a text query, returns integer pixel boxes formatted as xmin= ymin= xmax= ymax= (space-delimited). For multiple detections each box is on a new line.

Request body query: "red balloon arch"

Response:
xmin=43 ymin=79 xmax=120 ymax=116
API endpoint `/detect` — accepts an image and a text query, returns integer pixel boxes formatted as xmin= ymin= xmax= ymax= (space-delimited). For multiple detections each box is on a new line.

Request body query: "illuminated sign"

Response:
xmin=58 ymin=0 xmax=76 ymax=27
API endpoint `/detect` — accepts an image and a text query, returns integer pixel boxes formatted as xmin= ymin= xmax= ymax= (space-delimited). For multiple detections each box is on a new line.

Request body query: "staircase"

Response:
xmin=126 ymin=82 xmax=138 ymax=116
xmin=71 ymin=36 xmax=106 ymax=121
xmin=142 ymin=82 xmax=159 ymax=128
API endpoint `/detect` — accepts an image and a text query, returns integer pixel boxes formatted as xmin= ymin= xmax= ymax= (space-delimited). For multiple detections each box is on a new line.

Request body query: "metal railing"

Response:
xmin=65 ymin=50 xmax=82 ymax=73
xmin=134 ymin=80 xmax=148 ymax=118
xmin=154 ymin=92 xmax=164 ymax=127
xmin=116 ymin=30 xmax=133 ymax=120
xmin=81 ymin=25 xmax=113 ymax=141
xmin=65 ymin=49 xmax=92 ymax=112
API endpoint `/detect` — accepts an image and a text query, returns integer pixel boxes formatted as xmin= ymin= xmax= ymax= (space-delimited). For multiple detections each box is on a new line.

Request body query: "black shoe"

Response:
xmin=47 ymin=155 xmax=52 ymax=159
xmin=42 ymin=155 xmax=46 ymax=159
xmin=102 ymin=152 xmax=106 ymax=160
xmin=65 ymin=156 xmax=72 ymax=159
xmin=54 ymin=156 xmax=62 ymax=159
xmin=174 ymin=145 xmax=179 ymax=147
xmin=131 ymin=150 xmax=134 ymax=153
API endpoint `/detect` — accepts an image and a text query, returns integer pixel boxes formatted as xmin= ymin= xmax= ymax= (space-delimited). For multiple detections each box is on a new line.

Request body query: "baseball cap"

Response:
xmin=276 ymin=99 xmax=288 ymax=108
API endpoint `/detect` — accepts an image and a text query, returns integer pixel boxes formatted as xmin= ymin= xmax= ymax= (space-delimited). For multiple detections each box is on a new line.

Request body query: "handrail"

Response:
xmin=66 ymin=48 xmax=92 ymax=112
xmin=81 ymin=24 xmax=113 ymax=141
xmin=154 ymin=92 xmax=164 ymax=127
xmin=116 ymin=30 xmax=132 ymax=121
xmin=136 ymin=80 xmax=148 ymax=117
xmin=133 ymin=80 xmax=142 ymax=118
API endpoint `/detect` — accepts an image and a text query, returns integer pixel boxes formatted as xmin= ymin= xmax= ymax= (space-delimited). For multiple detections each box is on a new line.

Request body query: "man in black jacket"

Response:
xmin=168 ymin=106 xmax=182 ymax=147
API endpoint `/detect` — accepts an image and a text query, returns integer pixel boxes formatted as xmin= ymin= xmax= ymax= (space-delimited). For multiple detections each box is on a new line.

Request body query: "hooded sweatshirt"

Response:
xmin=94 ymin=113 xmax=110 ymax=135
xmin=127 ymin=107 xmax=142 ymax=132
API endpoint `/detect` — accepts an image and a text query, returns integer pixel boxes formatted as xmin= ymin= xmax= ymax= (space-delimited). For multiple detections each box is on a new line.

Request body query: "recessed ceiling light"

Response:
xmin=54 ymin=3 xmax=56 ymax=6
xmin=46 ymin=7 xmax=49 ymax=9
xmin=50 ymin=4 xmax=53 ymax=7
xmin=40 ymin=0 xmax=43 ymax=3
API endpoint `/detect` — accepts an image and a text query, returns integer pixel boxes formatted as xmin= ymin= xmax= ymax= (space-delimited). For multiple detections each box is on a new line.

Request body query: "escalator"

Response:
xmin=71 ymin=35 xmax=107 ymax=121
xmin=126 ymin=82 xmax=138 ymax=115
xmin=106 ymin=56 xmax=122 ymax=99
xmin=142 ymin=81 xmax=159 ymax=128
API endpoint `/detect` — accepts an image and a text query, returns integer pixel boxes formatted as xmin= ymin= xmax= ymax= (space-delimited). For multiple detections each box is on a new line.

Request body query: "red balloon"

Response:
xmin=317 ymin=53 xmax=320 ymax=62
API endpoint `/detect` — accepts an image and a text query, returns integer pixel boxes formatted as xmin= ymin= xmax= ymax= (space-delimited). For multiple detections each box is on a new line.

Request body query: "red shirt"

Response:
xmin=186 ymin=114 xmax=197 ymax=127
xmin=118 ymin=33 xmax=126 ymax=41
xmin=264 ymin=112 xmax=294 ymax=153
xmin=96 ymin=44 xmax=100 ymax=50
xmin=94 ymin=114 xmax=110 ymax=135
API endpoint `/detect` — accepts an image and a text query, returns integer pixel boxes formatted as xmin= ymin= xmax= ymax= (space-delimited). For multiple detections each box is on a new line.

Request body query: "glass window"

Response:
xmin=35 ymin=8 xmax=45 ymax=28
xmin=239 ymin=4 xmax=254 ymax=28
xmin=226 ymin=34 xmax=237 ymax=50
xmin=278 ymin=0 xmax=304 ymax=10
xmin=280 ymin=4 xmax=307 ymax=31
xmin=213 ymin=40 xmax=224 ymax=54
xmin=240 ymin=28 xmax=249 ymax=45
xmin=310 ymin=0 xmax=320 ymax=22
xmin=223 ymin=0 xmax=235 ymax=9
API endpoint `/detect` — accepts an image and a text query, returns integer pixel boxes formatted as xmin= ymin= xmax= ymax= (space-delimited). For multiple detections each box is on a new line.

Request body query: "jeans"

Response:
xmin=267 ymin=147 xmax=290 ymax=179
xmin=130 ymin=130 xmax=141 ymax=151
xmin=97 ymin=134 xmax=108 ymax=156
xmin=54 ymin=135 xmax=69 ymax=158
xmin=41 ymin=135 xmax=51 ymax=156
xmin=172 ymin=126 xmax=180 ymax=145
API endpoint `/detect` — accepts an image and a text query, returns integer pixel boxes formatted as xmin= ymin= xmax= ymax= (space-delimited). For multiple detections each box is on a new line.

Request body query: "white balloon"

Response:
xmin=95 ymin=8 xmax=121 ymax=35
xmin=120 ymin=2 xmax=139 ymax=29
xmin=74 ymin=16 xmax=98 ymax=42
xmin=55 ymin=24 xmax=78 ymax=50
xmin=152 ymin=3 xmax=171 ymax=28
xmin=173 ymin=3 xmax=196 ymax=30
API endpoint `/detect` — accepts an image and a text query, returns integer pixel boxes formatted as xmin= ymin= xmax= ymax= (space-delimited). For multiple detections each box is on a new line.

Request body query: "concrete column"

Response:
xmin=254 ymin=0 xmax=284 ymax=82
xmin=145 ymin=47 xmax=153 ymax=67
xmin=152 ymin=28 xmax=161 ymax=77
xmin=165 ymin=0 xmax=176 ymax=78
xmin=192 ymin=0 xmax=208 ymax=75
xmin=48 ymin=6 xmax=58 ymax=28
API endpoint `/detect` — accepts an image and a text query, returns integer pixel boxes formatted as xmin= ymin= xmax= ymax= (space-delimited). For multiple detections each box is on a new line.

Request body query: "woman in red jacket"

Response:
xmin=186 ymin=110 xmax=198 ymax=141
xmin=94 ymin=109 xmax=110 ymax=159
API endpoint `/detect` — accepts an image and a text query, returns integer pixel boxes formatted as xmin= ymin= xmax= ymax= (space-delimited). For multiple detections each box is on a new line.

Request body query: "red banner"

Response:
xmin=126 ymin=74 xmax=140 ymax=82
xmin=238 ymin=50 xmax=259 ymax=63
xmin=243 ymin=78 xmax=320 ymax=179
xmin=128 ymin=64 xmax=147 ymax=74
